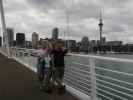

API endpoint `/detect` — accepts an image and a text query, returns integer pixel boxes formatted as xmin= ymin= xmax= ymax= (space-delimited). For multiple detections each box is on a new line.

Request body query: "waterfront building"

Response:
xmin=106 ymin=41 xmax=122 ymax=46
xmin=6 ymin=28 xmax=14 ymax=47
xmin=89 ymin=40 xmax=97 ymax=52
xmin=97 ymin=40 xmax=100 ymax=45
xmin=66 ymin=40 xmax=77 ymax=52
xmin=80 ymin=36 xmax=89 ymax=53
xmin=25 ymin=41 xmax=32 ymax=49
xmin=39 ymin=38 xmax=48 ymax=48
xmin=52 ymin=27 xmax=59 ymax=40
xmin=32 ymin=32 xmax=39 ymax=49
xmin=101 ymin=37 xmax=106 ymax=44
xmin=16 ymin=33 xmax=25 ymax=48
xmin=90 ymin=40 xmax=97 ymax=46
xmin=13 ymin=40 xmax=16 ymax=47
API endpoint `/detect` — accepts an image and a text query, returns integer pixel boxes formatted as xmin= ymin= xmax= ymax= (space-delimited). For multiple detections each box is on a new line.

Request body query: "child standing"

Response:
xmin=36 ymin=46 xmax=50 ymax=90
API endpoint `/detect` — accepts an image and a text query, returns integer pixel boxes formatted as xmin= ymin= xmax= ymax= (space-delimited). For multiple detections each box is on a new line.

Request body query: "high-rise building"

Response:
xmin=0 ymin=36 xmax=2 ymax=46
xmin=80 ymin=36 xmax=89 ymax=53
xmin=52 ymin=27 xmax=59 ymax=40
xmin=16 ymin=33 xmax=25 ymax=48
xmin=39 ymin=38 xmax=48 ymax=47
xmin=66 ymin=40 xmax=76 ymax=52
xmin=106 ymin=41 xmax=122 ymax=46
xmin=32 ymin=32 xmax=39 ymax=49
xmin=101 ymin=37 xmax=106 ymax=44
xmin=13 ymin=40 xmax=16 ymax=46
xmin=6 ymin=28 xmax=14 ymax=47
xmin=25 ymin=41 xmax=32 ymax=48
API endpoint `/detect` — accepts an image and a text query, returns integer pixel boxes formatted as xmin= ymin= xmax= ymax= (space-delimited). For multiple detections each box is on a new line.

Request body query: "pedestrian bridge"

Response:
xmin=0 ymin=50 xmax=80 ymax=100
xmin=0 ymin=47 xmax=133 ymax=100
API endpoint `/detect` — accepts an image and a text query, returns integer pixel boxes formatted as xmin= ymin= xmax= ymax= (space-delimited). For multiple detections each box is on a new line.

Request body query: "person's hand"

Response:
xmin=62 ymin=47 xmax=66 ymax=51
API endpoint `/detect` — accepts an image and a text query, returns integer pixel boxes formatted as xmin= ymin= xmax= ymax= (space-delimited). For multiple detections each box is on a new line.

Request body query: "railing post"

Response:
xmin=89 ymin=57 xmax=97 ymax=100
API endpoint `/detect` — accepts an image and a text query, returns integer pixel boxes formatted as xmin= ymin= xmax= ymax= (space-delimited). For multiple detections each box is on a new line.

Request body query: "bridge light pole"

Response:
xmin=0 ymin=0 xmax=10 ymax=57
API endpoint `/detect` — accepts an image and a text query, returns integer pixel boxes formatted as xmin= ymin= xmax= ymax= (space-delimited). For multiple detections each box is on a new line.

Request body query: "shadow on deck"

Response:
xmin=0 ymin=54 xmax=79 ymax=100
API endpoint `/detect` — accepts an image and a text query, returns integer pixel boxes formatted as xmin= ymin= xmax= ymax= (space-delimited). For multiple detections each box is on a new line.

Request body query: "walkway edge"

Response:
xmin=0 ymin=49 xmax=8 ymax=58
xmin=66 ymin=85 xmax=91 ymax=100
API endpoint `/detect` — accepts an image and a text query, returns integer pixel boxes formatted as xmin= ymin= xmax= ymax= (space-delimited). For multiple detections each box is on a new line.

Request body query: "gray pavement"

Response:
xmin=0 ymin=54 xmax=79 ymax=100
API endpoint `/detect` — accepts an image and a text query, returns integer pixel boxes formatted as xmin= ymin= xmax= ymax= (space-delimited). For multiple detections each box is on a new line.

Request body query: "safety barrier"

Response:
xmin=69 ymin=53 xmax=133 ymax=100
xmin=9 ymin=47 xmax=91 ymax=100
xmin=1 ymin=47 xmax=133 ymax=100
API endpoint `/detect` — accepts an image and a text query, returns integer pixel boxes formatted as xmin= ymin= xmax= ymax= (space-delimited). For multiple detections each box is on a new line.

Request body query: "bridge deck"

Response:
xmin=0 ymin=54 xmax=78 ymax=100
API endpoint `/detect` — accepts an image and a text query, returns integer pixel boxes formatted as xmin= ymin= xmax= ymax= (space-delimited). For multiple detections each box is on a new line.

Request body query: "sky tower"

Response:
xmin=99 ymin=11 xmax=103 ymax=44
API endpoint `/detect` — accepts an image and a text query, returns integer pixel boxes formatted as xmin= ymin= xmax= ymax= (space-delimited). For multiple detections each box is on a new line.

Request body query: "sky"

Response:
xmin=0 ymin=0 xmax=133 ymax=43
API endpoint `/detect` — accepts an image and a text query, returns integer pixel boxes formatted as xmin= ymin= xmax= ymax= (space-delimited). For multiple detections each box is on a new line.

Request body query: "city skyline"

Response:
xmin=0 ymin=0 xmax=133 ymax=43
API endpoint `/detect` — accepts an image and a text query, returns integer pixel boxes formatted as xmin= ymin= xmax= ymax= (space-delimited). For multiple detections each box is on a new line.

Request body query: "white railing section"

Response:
xmin=1 ymin=47 xmax=133 ymax=100
xmin=68 ymin=53 xmax=133 ymax=100
xmin=64 ymin=54 xmax=98 ymax=100
xmin=7 ymin=47 xmax=91 ymax=100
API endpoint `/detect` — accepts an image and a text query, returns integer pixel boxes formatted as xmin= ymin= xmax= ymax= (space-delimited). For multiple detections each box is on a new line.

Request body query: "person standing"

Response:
xmin=50 ymin=41 xmax=67 ymax=94
xmin=35 ymin=45 xmax=49 ymax=90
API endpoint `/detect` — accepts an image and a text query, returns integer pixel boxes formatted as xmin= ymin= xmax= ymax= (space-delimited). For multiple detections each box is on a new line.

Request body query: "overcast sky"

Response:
xmin=0 ymin=0 xmax=133 ymax=43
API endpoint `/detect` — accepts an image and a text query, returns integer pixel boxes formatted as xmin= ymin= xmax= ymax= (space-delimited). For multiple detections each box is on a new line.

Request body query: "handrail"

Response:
xmin=96 ymin=75 xmax=133 ymax=92
xmin=97 ymin=88 xmax=128 ymax=100
xmin=64 ymin=75 xmax=91 ymax=87
xmin=97 ymin=93 xmax=113 ymax=100
xmin=97 ymin=79 xmax=133 ymax=98
xmin=65 ymin=71 xmax=91 ymax=83
xmin=96 ymin=74 xmax=133 ymax=86
xmin=67 ymin=66 xmax=91 ymax=74
xmin=8 ymin=48 xmax=133 ymax=100
xmin=96 ymin=66 xmax=133 ymax=77
xmin=65 ymin=70 xmax=90 ymax=79
xmin=69 ymin=53 xmax=133 ymax=63
xmin=64 ymin=78 xmax=91 ymax=93
xmin=71 ymin=62 xmax=90 ymax=67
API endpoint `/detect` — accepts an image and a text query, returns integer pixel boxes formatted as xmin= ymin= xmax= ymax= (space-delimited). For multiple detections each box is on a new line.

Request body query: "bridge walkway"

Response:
xmin=0 ymin=54 xmax=79 ymax=100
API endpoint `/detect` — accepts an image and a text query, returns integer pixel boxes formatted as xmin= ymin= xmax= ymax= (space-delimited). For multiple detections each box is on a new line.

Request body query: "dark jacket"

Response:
xmin=51 ymin=48 xmax=67 ymax=67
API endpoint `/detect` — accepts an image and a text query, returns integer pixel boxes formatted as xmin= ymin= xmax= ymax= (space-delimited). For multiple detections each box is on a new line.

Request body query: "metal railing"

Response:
xmin=69 ymin=53 xmax=133 ymax=100
xmin=1 ymin=47 xmax=133 ymax=100
xmin=8 ymin=47 xmax=92 ymax=100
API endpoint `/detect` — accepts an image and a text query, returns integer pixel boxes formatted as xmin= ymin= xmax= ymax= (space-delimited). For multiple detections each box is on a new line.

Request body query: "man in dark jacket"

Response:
xmin=51 ymin=41 xmax=67 ymax=94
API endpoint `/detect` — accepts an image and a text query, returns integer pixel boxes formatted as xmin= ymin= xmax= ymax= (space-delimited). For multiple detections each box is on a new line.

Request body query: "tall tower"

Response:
xmin=16 ymin=33 xmax=25 ymax=48
xmin=98 ymin=11 xmax=103 ymax=44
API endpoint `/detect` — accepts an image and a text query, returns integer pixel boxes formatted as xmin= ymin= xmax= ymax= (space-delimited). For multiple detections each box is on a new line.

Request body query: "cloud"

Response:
xmin=0 ymin=0 xmax=133 ymax=43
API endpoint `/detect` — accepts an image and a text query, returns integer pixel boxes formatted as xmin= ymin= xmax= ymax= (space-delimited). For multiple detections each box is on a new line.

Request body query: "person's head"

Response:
xmin=42 ymin=45 xmax=46 ymax=50
xmin=53 ymin=41 xmax=61 ymax=50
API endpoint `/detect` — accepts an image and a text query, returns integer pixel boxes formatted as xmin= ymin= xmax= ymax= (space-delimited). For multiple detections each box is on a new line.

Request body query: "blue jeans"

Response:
xmin=37 ymin=59 xmax=45 ymax=82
